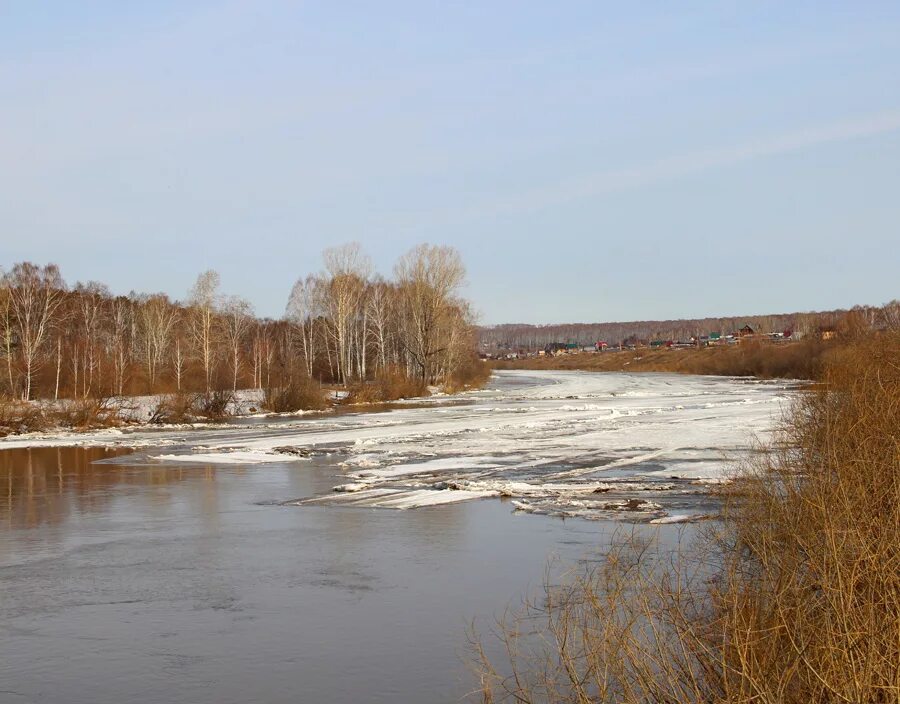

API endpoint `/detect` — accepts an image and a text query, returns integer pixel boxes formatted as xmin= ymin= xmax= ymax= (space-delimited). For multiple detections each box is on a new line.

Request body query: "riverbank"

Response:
xmin=0 ymin=388 xmax=269 ymax=438
xmin=491 ymin=338 xmax=832 ymax=379
xmin=0 ymin=363 xmax=492 ymax=439
xmin=475 ymin=331 xmax=900 ymax=703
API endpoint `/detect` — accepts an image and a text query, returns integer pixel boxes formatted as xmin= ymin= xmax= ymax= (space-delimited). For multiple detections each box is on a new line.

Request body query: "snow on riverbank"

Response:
xmin=0 ymin=371 xmax=792 ymax=521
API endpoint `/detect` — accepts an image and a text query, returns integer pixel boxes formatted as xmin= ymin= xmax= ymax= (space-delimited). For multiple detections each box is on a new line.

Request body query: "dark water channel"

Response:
xmin=0 ymin=446 xmax=683 ymax=704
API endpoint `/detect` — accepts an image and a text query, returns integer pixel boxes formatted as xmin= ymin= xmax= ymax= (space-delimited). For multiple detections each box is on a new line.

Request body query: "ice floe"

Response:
xmin=279 ymin=371 xmax=789 ymax=521
xmin=152 ymin=449 xmax=311 ymax=464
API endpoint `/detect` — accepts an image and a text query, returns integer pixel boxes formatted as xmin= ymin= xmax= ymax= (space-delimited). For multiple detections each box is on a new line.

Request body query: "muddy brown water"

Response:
xmin=0 ymin=445 xmax=690 ymax=704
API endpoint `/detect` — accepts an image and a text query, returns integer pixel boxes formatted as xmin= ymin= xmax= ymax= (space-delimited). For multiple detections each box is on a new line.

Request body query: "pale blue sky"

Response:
xmin=2 ymin=1 xmax=899 ymax=323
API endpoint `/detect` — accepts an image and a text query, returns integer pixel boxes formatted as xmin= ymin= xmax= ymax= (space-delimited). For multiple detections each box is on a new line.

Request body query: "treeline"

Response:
xmin=0 ymin=243 xmax=486 ymax=404
xmin=492 ymin=305 xmax=900 ymax=380
xmin=492 ymin=336 xmax=835 ymax=380
xmin=480 ymin=303 xmax=900 ymax=350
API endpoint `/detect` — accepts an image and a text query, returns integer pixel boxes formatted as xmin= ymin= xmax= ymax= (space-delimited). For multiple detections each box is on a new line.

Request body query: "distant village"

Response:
xmin=480 ymin=323 xmax=838 ymax=360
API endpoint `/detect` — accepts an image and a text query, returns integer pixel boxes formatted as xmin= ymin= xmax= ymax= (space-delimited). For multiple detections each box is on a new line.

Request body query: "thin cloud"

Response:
xmin=386 ymin=109 xmax=900 ymax=227
xmin=499 ymin=109 xmax=900 ymax=215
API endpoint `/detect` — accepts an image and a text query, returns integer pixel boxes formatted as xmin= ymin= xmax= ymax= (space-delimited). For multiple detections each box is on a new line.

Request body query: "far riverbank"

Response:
xmin=490 ymin=338 xmax=834 ymax=379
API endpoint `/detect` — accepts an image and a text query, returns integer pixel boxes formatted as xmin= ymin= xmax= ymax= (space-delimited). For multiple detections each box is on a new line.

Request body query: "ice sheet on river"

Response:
xmin=1 ymin=371 xmax=791 ymax=521
xmin=189 ymin=371 xmax=789 ymax=521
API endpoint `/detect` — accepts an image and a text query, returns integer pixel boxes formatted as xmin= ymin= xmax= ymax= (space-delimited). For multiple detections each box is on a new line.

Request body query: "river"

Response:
xmin=0 ymin=371 xmax=789 ymax=703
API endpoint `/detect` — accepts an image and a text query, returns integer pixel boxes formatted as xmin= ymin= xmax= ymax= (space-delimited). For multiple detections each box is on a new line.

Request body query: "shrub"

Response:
xmin=344 ymin=367 xmax=428 ymax=404
xmin=444 ymin=354 xmax=492 ymax=393
xmin=262 ymin=376 xmax=327 ymax=412
xmin=0 ymin=399 xmax=49 ymax=436
xmin=148 ymin=393 xmax=199 ymax=424
xmin=193 ymin=389 xmax=235 ymax=419
xmin=57 ymin=397 xmax=120 ymax=430
xmin=148 ymin=390 xmax=238 ymax=423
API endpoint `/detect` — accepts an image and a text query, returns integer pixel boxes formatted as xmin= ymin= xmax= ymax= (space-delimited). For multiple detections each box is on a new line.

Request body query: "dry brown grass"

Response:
xmin=0 ymin=396 xmax=125 ymax=434
xmin=473 ymin=332 xmax=900 ymax=703
xmin=492 ymin=339 xmax=832 ymax=380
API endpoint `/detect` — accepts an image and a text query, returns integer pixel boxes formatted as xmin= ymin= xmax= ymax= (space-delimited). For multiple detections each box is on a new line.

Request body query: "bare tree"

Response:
xmin=187 ymin=270 xmax=221 ymax=393
xmin=172 ymin=323 xmax=188 ymax=393
xmin=441 ymin=300 xmax=475 ymax=381
xmin=366 ymin=278 xmax=396 ymax=374
xmin=252 ymin=321 xmax=276 ymax=389
xmin=250 ymin=323 xmax=263 ymax=388
xmin=0 ymin=275 xmax=15 ymax=396
xmin=321 ymin=244 xmax=371 ymax=383
xmin=881 ymin=300 xmax=900 ymax=330
xmin=394 ymin=244 xmax=465 ymax=383
xmin=221 ymin=296 xmax=254 ymax=391
xmin=109 ymin=296 xmax=134 ymax=396
xmin=286 ymin=274 xmax=321 ymax=378
xmin=74 ymin=281 xmax=111 ymax=397
xmin=136 ymin=294 xmax=178 ymax=393
xmin=1 ymin=262 xmax=66 ymax=400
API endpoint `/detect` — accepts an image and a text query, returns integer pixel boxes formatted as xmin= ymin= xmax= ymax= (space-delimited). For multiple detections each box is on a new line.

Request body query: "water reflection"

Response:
xmin=0 ymin=447 xmax=215 ymax=530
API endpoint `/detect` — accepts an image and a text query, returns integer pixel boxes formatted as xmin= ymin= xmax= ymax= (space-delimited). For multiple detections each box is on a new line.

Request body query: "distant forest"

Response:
xmin=479 ymin=304 xmax=900 ymax=350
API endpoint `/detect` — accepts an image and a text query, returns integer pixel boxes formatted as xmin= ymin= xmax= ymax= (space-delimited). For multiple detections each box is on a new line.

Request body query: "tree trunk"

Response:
xmin=55 ymin=338 xmax=61 ymax=401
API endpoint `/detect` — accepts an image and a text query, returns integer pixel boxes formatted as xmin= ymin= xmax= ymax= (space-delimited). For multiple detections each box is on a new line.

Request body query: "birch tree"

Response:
xmin=286 ymin=275 xmax=321 ymax=377
xmin=394 ymin=245 xmax=465 ymax=384
xmin=172 ymin=322 xmax=188 ymax=393
xmin=0 ymin=277 xmax=15 ymax=396
xmin=74 ymin=281 xmax=110 ymax=397
xmin=251 ymin=321 xmax=276 ymax=388
xmin=187 ymin=270 xmax=221 ymax=393
xmin=321 ymin=244 xmax=371 ymax=383
xmin=366 ymin=278 xmax=395 ymax=373
xmin=2 ymin=262 xmax=66 ymax=400
xmin=882 ymin=300 xmax=900 ymax=330
xmin=136 ymin=294 xmax=178 ymax=393
xmin=221 ymin=296 xmax=253 ymax=391
xmin=109 ymin=296 xmax=134 ymax=396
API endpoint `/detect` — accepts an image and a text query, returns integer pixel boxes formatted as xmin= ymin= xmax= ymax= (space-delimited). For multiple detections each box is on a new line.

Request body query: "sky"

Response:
xmin=2 ymin=1 xmax=899 ymax=324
